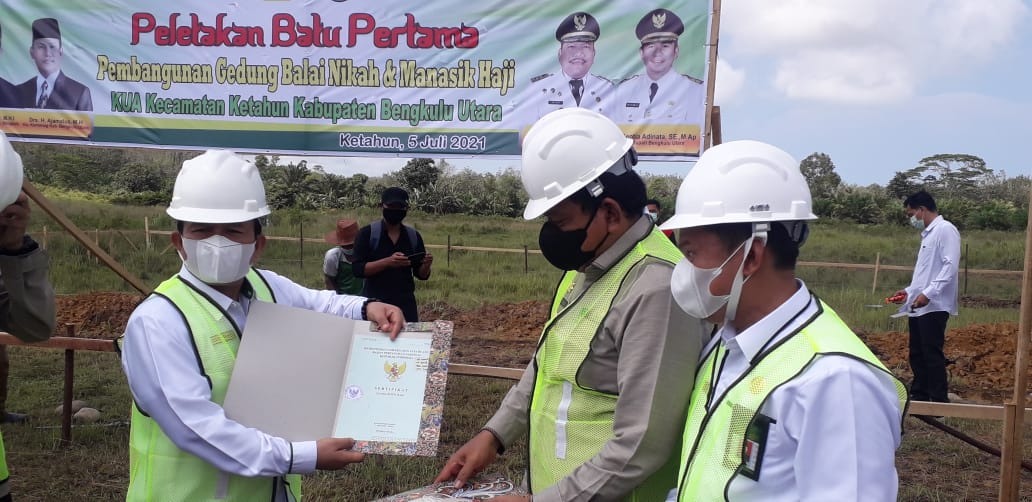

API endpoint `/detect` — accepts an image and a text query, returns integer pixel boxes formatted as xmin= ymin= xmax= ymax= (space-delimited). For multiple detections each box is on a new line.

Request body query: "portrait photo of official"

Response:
xmin=520 ymin=12 xmax=613 ymax=126
xmin=16 ymin=18 xmax=92 ymax=111
xmin=611 ymin=8 xmax=704 ymax=124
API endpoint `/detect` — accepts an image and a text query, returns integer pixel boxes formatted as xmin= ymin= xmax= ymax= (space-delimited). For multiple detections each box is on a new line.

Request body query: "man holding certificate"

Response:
xmin=436 ymin=108 xmax=707 ymax=501
xmin=119 ymin=150 xmax=404 ymax=502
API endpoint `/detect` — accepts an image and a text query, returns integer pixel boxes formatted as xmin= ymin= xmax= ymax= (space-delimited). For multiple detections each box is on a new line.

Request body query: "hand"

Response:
xmin=385 ymin=252 xmax=411 ymax=268
xmin=365 ymin=301 xmax=405 ymax=340
xmin=421 ymin=252 xmax=434 ymax=268
xmin=315 ymin=437 xmax=365 ymax=470
xmin=434 ymin=430 xmax=500 ymax=487
xmin=0 ymin=192 xmax=30 ymax=251
xmin=911 ymin=293 xmax=929 ymax=309
xmin=888 ymin=290 xmax=907 ymax=304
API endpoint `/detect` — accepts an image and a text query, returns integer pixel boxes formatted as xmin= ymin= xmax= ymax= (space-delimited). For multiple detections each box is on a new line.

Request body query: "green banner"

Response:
xmin=0 ymin=0 xmax=712 ymax=158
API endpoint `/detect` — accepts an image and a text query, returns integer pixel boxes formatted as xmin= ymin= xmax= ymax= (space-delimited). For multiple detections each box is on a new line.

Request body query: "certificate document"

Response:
xmin=223 ymin=301 xmax=452 ymax=456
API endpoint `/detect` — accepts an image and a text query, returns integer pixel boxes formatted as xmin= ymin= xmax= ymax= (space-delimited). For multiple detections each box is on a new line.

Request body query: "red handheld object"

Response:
xmin=885 ymin=293 xmax=906 ymax=304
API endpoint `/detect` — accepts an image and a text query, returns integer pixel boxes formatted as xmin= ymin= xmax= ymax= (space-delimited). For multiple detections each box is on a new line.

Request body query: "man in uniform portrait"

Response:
xmin=521 ymin=12 xmax=612 ymax=125
xmin=612 ymin=9 xmax=703 ymax=125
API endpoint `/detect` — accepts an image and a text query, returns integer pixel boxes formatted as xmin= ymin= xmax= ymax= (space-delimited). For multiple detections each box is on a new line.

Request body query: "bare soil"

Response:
xmin=59 ymin=292 xmax=1029 ymax=406
xmin=43 ymin=292 xmax=1032 ymax=498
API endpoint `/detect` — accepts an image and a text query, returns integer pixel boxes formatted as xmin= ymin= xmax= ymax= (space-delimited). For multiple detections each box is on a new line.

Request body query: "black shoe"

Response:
xmin=0 ymin=412 xmax=28 ymax=424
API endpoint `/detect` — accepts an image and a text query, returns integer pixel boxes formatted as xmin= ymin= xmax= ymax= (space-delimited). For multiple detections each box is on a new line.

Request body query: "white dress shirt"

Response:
xmin=35 ymin=73 xmax=58 ymax=105
xmin=610 ymin=70 xmax=704 ymax=124
xmin=517 ymin=71 xmax=612 ymax=131
xmin=120 ymin=266 xmax=366 ymax=484
xmin=905 ymin=215 xmax=960 ymax=316
xmin=672 ymin=281 xmax=903 ymax=501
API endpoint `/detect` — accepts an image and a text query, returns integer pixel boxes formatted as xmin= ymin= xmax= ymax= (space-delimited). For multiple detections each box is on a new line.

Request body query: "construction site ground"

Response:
xmin=56 ymin=292 xmax=1030 ymax=406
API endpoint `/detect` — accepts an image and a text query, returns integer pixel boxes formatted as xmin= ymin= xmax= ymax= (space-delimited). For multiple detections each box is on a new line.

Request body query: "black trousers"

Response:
xmin=908 ymin=311 xmax=950 ymax=402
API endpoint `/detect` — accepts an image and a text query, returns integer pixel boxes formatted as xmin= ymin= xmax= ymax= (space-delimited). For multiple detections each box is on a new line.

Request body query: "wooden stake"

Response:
xmin=41 ymin=225 xmax=47 ymax=250
xmin=702 ymin=0 xmax=722 ymax=150
xmin=872 ymin=252 xmax=881 ymax=294
xmin=999 ymin=184 xmax=1032 ymax=500
xmin=144 ymin=216 xmax=151 ymax=250
xmin=21 ymin=181 xmax=150 ymax=294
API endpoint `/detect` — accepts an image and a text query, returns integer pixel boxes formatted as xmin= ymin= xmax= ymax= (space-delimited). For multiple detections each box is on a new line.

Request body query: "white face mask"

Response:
xmin=670 ymin=237 xmax=752 ymax=321
xmin=181 ymin=234 xmax=255 ymax=285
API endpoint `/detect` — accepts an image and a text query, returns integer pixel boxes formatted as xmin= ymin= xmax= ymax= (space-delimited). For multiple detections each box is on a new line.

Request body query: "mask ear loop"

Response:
xmin=722 ymin=224 xmax=768 ymax=323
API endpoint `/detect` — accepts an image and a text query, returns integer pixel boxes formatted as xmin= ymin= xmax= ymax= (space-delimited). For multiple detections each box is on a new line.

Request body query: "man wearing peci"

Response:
xmin=611 ymin=9 xmax=704 ymax=124
xmin=524 ymin=12 xmax=612 ymax=122
xmin=17 ymin=18 xmax=92 ymax=111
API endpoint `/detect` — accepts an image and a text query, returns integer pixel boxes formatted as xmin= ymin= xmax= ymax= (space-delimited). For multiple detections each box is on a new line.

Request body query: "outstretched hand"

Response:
xmin=365 ymin=301 xmax=405 ymax=340
xmin=434 ymin=430 xmax=500 ymax=487
xmin=315 ymin=437 xmax=365 ymax=470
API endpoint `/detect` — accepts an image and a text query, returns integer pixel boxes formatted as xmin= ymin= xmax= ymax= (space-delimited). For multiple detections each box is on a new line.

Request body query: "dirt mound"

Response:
xmin=49 ymin=292 xmax=1030 ymax=405
xmin=55 ymin=292 xmax=142 ymax=338
xmin=860 ymin=322 xmax=1030 ymax=404
xmin=430 ymin=300 xmax=548 ymax=368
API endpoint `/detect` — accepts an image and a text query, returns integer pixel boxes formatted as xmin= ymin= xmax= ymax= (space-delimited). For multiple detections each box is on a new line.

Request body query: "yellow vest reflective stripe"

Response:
xmin=127 ymin=269 xmax=304 ymax=502
xmin=676 ymin=299 xmax=908 ymax=501
xmin=529 ymin=228 xmax=683 ymax=501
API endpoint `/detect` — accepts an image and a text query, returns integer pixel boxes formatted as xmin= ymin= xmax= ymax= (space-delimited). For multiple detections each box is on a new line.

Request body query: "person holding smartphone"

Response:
xmin=352 ymin=187 xmax=433 ymax=322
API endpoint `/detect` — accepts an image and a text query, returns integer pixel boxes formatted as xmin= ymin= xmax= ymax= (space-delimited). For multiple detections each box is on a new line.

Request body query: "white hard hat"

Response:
xmin=660 ymin=140 xmax=817 ymax=231
xmin=166 ymin=150 xmax=271 ymax=224
xmin=0 ymin=131 xmax=25 ymax=208
xmin=521 ymin=108 xmax=634 ymax=219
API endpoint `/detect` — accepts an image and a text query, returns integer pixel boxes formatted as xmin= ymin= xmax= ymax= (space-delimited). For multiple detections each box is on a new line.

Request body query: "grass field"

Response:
xmin=4 ymin=196 xmax=1030 ymax=500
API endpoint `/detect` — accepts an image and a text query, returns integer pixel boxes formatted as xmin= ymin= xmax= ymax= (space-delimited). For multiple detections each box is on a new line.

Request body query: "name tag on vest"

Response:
xmin=739 ymin=412 xmax=776 ymax=481
xmin=624 ymin=102 xmax=640 ymax=108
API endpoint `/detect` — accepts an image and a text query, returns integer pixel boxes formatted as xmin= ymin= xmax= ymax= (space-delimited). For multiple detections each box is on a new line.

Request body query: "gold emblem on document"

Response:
xmin=384 ymin=361 xmax=407 ymax=382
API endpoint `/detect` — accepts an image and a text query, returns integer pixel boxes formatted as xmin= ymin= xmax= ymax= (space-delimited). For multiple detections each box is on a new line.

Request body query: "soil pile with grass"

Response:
xmin=51 ymin=292 xmax=1029 ymax=404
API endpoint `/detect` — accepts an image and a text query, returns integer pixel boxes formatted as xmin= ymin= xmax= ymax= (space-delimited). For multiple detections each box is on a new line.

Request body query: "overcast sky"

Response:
xmin=276 ymin=0 xmax=1031 ymax=187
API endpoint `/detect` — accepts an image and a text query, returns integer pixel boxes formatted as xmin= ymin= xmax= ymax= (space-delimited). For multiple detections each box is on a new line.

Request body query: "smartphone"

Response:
xmin=406 ymin=251 xmax=426 ymax=260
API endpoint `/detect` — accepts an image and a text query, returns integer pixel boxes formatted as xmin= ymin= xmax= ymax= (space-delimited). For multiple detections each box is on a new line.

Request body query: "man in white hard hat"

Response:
xmin=0 ymin=130 xmax=55 ymax=502
xmin=659 ymin=140 xmax=908 ymax=501
xmin=436 ymin=108 xmax=705 ymax=501
xmin=119 ymin=150 xmax=404 ymax=502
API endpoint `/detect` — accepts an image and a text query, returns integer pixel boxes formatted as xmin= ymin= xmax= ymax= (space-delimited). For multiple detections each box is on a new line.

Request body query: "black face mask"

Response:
xmin=383 ymin=208 xmax=407 ymax=225
xmin=538 ymin=207 xmax=608 ymax=271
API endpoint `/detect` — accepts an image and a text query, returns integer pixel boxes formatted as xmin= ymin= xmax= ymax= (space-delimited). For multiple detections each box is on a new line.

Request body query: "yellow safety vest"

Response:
xmin=126 ymin=269 xmax=304 ymax=502
xmin=0 ymin=431 xmax=8 ymax=499
xmin=676 ymin=299 xmax=909 ymax=501
xmin=529 ymin=227 xmax=683 ymax=501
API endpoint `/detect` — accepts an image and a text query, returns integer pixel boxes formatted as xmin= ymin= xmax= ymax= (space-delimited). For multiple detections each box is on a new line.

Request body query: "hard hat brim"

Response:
xmin=660 ymin=212 xmax=818 ymax=231
xmin=166 ymin=206 xmax=271 ymax=225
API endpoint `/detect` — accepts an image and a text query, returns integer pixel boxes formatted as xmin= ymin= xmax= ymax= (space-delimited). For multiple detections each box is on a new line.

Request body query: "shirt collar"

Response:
xmin=583 ymin=215 xmax=653 ymax=279
xmin=36 ymin=72 xmax=58 ymax=91
xmin=717 ymin=279 xmax=812 ymax=362
xmin=921 ymin=214 xmax=943 ymax=237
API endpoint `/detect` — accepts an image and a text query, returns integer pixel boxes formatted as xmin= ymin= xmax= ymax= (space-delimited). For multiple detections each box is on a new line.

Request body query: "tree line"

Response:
xmin=11 ymin=143 xmax=1030 ymax=230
